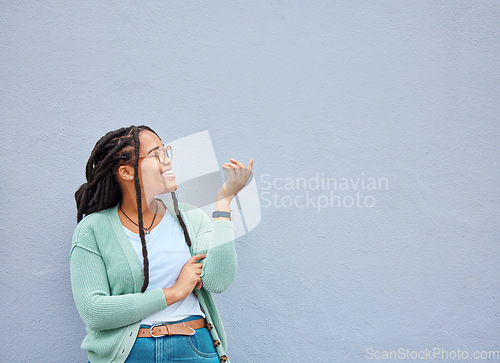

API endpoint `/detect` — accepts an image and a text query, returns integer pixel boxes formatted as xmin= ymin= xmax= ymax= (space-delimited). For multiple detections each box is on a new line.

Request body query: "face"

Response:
xmin=134 ymin=130 xmax=177 ymax=203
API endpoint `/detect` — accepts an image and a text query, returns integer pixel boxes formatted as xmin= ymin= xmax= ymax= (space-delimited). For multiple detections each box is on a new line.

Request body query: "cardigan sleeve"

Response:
xmin=188 ymin=206 xmax=237 ymax=294
xmin=70 ymin=221 xmax=168 ymax=332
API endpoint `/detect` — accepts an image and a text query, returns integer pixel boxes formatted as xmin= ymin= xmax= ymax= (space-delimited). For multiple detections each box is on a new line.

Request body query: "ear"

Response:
xmin=116 ymin=164 xmax=135 ymax=181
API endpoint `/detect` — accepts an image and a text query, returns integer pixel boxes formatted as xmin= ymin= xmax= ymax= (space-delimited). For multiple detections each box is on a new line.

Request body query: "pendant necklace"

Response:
xmin=119 ymin=201 xmax=158 ymax=235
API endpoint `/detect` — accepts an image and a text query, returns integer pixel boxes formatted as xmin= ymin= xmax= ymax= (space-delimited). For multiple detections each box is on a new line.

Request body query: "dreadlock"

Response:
xmin=75 ymin=125 xmax=192 ymax=293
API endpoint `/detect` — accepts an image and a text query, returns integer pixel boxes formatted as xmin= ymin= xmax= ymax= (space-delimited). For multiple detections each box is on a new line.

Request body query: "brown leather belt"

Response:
xmin=137 ymin=318 xmax=206 ymax=338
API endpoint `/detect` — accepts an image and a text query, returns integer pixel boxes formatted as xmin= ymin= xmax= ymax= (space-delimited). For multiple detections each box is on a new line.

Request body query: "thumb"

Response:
xmin=189 ymin=254 xmax=206 ymax=263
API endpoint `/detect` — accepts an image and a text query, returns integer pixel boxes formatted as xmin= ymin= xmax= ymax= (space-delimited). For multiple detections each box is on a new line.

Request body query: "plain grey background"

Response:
xmin=1 ymin=1 xmax=499 ymax=362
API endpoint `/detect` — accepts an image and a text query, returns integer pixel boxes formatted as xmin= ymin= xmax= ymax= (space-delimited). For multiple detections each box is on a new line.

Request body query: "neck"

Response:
xmin=119 ymin=190 xmax=165 ymax=223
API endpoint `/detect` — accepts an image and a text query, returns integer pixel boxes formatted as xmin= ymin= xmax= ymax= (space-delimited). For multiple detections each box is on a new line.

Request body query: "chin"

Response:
xmin=168 ymin=181 xmax=178 ymax=192
xmin=163 ymin=183 xmax=177 ymax=194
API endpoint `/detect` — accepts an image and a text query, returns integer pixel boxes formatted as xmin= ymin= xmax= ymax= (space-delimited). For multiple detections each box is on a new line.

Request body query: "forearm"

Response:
xmin=202 ymin=243 xmax=237 ymax=293
xmin=75 ymin=289 xmax=167 ymax=331
xmin=213 ymin=192 xmax=232 ymax=221
xmin=70 ymin=246 xmax=167 ymax=331
xmin=198 ymin=221 xmax=237 ymax=293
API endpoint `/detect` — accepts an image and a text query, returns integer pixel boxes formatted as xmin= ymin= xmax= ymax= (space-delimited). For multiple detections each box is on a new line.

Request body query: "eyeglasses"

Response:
xmin=138 ymin=145 xmax=173 ymax=164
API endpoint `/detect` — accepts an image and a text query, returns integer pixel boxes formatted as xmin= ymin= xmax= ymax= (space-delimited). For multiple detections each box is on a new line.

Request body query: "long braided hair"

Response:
xmin=75 ymin=125 xmax=192 ymax=293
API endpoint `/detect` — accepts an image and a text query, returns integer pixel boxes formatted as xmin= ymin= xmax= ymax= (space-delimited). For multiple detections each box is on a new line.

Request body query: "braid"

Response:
xmin=132 ymin=128 xmax=150 ymax=293
xmin=171 ymin=191 xmax=192 ymax=247
xmin=75 ymin=128 xmax=134 ymax=222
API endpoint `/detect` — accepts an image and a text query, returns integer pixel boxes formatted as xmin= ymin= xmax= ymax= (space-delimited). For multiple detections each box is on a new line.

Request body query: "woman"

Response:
xmin=70 ymin=125 xmax=253 ymax=363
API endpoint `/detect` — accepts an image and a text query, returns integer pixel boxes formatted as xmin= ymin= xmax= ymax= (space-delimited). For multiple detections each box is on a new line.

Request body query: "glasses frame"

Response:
xmin=134 ymin=145 xmax=173 ymax=165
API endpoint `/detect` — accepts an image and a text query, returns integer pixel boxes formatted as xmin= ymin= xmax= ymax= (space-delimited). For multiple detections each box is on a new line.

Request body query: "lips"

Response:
xmin=162 ymin=169 xmax=175 ymax=178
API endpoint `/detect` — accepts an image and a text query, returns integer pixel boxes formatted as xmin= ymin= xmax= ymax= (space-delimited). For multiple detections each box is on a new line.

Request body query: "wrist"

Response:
xmin=163 ymin=287 xmax=180 ymax=306
xmin=212 ymin=209 xmax=232 ymax=221
xmin=215 ymin=197 xmax=231 ymax=211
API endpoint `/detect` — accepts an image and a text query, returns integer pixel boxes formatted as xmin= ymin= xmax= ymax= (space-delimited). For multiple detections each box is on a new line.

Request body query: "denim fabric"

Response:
xmin=125 ymin=315 xmax=219 ymax=363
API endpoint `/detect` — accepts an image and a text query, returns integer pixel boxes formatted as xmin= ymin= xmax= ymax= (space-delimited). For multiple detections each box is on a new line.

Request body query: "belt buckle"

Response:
xmin=149 ymin=323 xmax=169 ymax=338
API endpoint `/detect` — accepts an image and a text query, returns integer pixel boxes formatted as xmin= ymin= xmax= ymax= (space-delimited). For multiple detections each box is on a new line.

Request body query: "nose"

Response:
xmin=159 ymin=156 xmax=172 ymax=166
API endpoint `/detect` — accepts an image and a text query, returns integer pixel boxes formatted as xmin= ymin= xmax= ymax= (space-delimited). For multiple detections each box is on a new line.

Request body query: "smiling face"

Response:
xmin=137 ymin=130 xmax=177 ymax=200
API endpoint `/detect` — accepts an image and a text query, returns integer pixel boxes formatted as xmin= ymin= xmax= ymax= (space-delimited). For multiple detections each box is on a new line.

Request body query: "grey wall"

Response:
xmin=1 ymin=1 xmax=499 ymax=362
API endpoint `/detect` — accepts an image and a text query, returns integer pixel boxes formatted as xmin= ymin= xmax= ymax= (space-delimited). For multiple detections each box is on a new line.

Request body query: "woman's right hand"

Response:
xmin=163 ymin=254 xmax=206 ymax=305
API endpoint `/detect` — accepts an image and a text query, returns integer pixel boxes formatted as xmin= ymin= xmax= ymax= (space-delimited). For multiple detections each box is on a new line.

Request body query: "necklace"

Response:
xmin=119 ymin=201 xmax=158 ymax=235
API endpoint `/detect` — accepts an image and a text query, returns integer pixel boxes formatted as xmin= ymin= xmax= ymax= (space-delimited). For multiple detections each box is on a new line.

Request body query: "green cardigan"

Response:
xmin=70 ymin=201 xmax=236 ymax=363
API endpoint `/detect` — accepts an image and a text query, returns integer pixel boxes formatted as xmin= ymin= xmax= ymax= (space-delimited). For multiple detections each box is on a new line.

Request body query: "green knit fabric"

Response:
xmin=70 ymin=201 xmax=236 ymax=363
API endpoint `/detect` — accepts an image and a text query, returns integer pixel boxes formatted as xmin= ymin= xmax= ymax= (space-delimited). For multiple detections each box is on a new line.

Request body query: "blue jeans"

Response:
xmin=125 ymin=315 xmax=219 ymax=363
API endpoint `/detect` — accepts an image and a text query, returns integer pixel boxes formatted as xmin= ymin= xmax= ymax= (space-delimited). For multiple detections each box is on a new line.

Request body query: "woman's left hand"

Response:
xmin=219 ymin=158 xmax=254 ymax=201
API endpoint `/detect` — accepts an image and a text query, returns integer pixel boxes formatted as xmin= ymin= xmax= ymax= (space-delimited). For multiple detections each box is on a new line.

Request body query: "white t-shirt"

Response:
xmin=122 ymin=211 xmax=205 ymax=325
